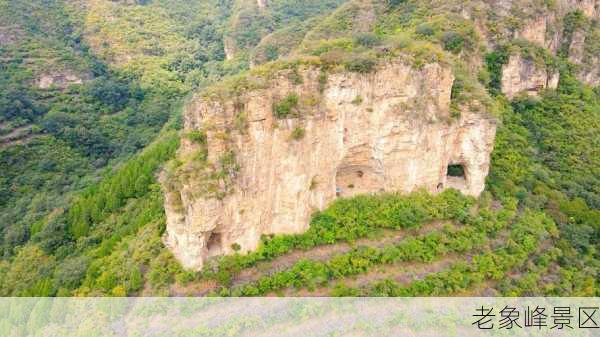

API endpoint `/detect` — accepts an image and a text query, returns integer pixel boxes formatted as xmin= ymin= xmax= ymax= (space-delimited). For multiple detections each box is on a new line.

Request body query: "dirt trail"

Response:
xmin=286 ymin=254 xmax=462 ymax=297
xmin=170 ymin=220 xmax=451 ymax=296
xmin=282 ymin=228 xmax=514 ymax=296
xmin=232 ymin=220 xmax=451 ymax=286
xmin=169 ymin=279 xmax=219 ymax=297
xmin=0 ymin=124 xmax=37 ymax=148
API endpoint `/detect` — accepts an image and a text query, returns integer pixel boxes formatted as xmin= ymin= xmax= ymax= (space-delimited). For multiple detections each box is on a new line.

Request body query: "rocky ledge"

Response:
xmin=161 ymin=59 xmax=497 ymax=269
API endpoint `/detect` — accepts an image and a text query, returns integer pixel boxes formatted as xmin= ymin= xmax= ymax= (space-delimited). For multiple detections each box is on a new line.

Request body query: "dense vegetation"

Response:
xmin=0 ymin=0 xmax=598 ymax=296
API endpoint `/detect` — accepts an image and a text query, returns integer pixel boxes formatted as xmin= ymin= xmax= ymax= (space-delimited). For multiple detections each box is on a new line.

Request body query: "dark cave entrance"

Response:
xmin=446 ymin=163 xmax=467 ymax=191
xmin=447 ymin=164 xmax=465 ymax=178
xmin=207 ymin=232 xmax=222 ymax=255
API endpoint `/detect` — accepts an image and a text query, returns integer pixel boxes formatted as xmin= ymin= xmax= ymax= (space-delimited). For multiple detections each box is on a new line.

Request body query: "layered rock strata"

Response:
xmin=162 ymin=60 xmax=497 ymax=269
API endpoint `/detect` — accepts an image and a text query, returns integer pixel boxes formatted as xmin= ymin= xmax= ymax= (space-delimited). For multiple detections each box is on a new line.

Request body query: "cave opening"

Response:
xmin=446 ymin=163 xmax=468 ymax=191
xmin=206 ymin=232 xmax=222 ymax=255
xmin=447 ymin=164 xmax=465 ymax=177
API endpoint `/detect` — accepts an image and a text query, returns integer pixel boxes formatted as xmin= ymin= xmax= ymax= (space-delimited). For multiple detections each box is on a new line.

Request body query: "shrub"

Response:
xmin=351 ymin=95 xmax=363 ymax=105
xmin=318 ymin=70 xmax=328 ymax=92
xmin=288 ymin=68 xmax=303 ymax=85
xmin=560 ymin=10 xmax=587 ymax=56
xmin=265 ymin=45 xmax=279 ymax=61
xmin=386 ymin=0 xmax=407 ymax=8
xmin=273 ymin=93 xmax=299 ymax=118
xmin=385 ymin=33 xmax=412 ymax=49
xmin=290 ymin=127 xmax=305 ymax=140
xmin=344 ymin=55 xmax=377 ymax=73
xmin=353 ymin=33 xmax=381 ymax=48
xmin=484 ymin=48 xmax=509 ymax=95
xmin=415 ymin=23 xmax=434 ymax=36
xmin=441 ymin=31 xmax=464 ymax=53
xmin=184 ymin=131 xmax=207 ymax=144
xmin=87 ymin=78 xmax=131 ymax=112
xmin=319 ymin=49 xmax=348 ymax=66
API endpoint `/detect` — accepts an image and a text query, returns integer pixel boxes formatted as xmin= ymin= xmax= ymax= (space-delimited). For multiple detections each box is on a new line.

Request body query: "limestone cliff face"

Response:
xmin=36 ymin=71 xmax=89 ymax=89
xmin=162 ymin=60 xmax=497 ymax=270
xmin=564 ymin=0 xmax=599 ymax=19
xmin=256 ymin=0 xmax=267 ymax=9
xmin=461 ymin=0 xmax=599 ymax=91
xmin=568 ymin=28 xmax=600 ymax=87
xmin=223 ymin=37 xmax=236 ymax=61
xmin=501 ymin=54 xmax=559 ymax=98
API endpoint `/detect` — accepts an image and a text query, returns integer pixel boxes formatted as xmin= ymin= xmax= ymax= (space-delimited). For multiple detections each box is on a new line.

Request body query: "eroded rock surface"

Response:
xmin=36 ymin=71 xmax=89 ymax=89
xmin=501 ymin=54 xmax=559 ymax=98
xmin=162 ymin=60 xmax=497 ymax=270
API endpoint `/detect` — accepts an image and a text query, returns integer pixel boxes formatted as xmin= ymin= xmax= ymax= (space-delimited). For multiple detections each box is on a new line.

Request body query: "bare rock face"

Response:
xmin=563 ymin=0 xmax=600 ymax=19
xmin=514 ymin=14 xmax=562 ymax=54
xmin=256 ymin=0 xmax=267 ymax=9
xmin=516 ymin=16 xmax=552 ymax=48
xmin=568 ymin=29 xmax=600 ymax=87
xmin=501 ymin=54 xmax=559 ymax=98
xmin=223 ymin=36 xmax=236 ymax=61
xmin=36 ymin=72 xmax=88 ymax=89
xmin=162 ymin=60 xmax=497 ymax=270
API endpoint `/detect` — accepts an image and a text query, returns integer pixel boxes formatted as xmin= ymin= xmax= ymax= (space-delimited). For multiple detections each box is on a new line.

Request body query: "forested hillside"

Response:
xmin=0 ymin=0 xmax=597 ymax=296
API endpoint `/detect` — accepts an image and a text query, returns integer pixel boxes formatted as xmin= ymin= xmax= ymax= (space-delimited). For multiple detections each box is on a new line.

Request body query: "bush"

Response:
xmin=415 ymin=23 xmax=434 ymax=37
xmin=318 ymin=71 xmax=328 ymax=92
xmin=441 ymin=31 xmax=464 ymax=53
xmin=273 ymin=93 xmax=299 ymax=118
xmin=290 ymin=127 xmax=305 ymax=140
xmin=184 ymin=131 xmax=207 ymax=144
xmin=344 ymin=55 xmax=377 ymax=73
xmin=87 ymin=78 xmax=132 ymax=112
xmin=484 ymin=48 xmax=509 ymax=95
xmin=265 ymin=45 xmax=279 ymax=62
xmin=351 ymin=95 xmax=363 ymax=105
xmin=319 ymin=49 xmax=348 ymax=66
xmin=386 ymin=0 xmax=407 ymax=8
xmin=353 ymin=33 xmax=380 ymax=48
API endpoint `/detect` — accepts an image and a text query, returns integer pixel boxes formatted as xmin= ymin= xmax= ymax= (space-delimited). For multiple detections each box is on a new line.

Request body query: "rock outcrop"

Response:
xmin=462 ymin=0 xmax=600 ymax=90
xmin=567 ymin=27 xmax=600 ymax=87
xmin=515 ymin=16 xmax=557 ymax=51
xmin=501 ymin=54 xmax=559 ymax=98
xmin=256 ymin=0 xmax=267 ymax=9
xmin=36 ymin=71 xmax=89 ymax=89
xmin=223 ymin=37 xmax=236 ymax=61
xmin=162 ymin=59 xmax=497 ymax=270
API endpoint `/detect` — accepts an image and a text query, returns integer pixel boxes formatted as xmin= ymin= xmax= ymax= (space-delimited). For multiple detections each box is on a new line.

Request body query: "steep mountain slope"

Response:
xmin=0 ymin=0 xmax=237 ymax=294
xmin=0 ymin=0 xmax=597 ymax=297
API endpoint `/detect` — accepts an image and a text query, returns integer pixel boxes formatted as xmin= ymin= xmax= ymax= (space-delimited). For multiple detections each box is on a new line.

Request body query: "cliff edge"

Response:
xmin=161 ymin=58 xmax=497 ymax=270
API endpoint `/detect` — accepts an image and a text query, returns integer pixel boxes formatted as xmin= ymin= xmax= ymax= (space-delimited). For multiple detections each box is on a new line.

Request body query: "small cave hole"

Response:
xmin=447 ymin=164 xmax=465 ymax=178
xmin=356 ymin=170 xmax=364 ymax=177
xmin=207 ymin=232 xmax=222 ymax=253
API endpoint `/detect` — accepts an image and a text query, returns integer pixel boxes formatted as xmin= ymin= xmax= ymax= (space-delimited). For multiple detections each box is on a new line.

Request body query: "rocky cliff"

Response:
xmin=501 ymin=53 xmax=559 ymax=99
xmin=458 ymin=0 xmax=600 ymax=94
xmin=161 ymin=59 xmax=497 ymax=270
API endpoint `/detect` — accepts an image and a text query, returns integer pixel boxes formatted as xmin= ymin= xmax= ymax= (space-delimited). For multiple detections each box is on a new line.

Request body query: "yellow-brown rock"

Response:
xmin=162 ymin=59 xmax=497 ymax=270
